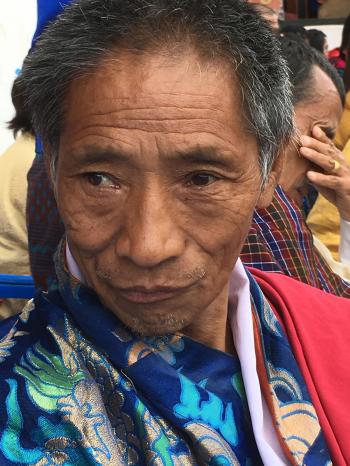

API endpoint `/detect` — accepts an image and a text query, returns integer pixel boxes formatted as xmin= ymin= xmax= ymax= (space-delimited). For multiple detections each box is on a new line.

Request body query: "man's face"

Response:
xmin=279 ymin=66 xmax=342 ymax=205
xmin=56 ymin=50 xmax=264 ymax=336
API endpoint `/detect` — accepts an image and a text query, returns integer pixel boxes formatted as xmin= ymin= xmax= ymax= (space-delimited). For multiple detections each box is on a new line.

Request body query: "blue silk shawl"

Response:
xmin=0 ymin=255 xmax=331 ymax=465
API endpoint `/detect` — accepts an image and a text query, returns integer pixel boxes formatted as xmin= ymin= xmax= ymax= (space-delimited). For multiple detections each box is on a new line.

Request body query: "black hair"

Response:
xmin=280 ymin=35 xmax=345 ymax=106
xmin=7 ymin=77 xmax=34 ymax=137
xmin=280 ymin=24 xmax=308 ymax=41
xmin=307 ymin=29 xmax=327 ymax=54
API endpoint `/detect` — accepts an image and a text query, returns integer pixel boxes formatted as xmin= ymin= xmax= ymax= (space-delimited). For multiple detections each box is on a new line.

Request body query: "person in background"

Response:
xmin=307 ymin=143 xmax=350 ymax=266
xmin=307 ymin=28 xmax=328 ymax=55
xmin=328 ymin=14 xmax=350 ymax=79
xmin=0 ymin=79 xmax=35 ymax=318
xmin=309 ymin=0 xmax=321 ymax=17
xmin=342 ymin=31 xmax=350 ymax=94
xmin=1 ymin=1 xmax=350 ymax=464
xmin=334 ymin=31 xmax=350 ymax=147
xmin=308 ymin=28 xmax=350 ymax=262
xmin=241 ymin=36 xmax=350 ymax=294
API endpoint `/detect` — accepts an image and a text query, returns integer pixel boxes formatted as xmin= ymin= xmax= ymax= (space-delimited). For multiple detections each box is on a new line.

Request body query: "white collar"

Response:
xmin=229 ymin=260 xmax=287 ymax=465
xmin=66 ymin=242 xmax=85 ymax=283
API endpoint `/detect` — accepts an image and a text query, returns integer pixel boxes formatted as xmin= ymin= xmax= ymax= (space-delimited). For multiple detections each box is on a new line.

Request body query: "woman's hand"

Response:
xmin=300 ymin=125 xmax=350 ymax=221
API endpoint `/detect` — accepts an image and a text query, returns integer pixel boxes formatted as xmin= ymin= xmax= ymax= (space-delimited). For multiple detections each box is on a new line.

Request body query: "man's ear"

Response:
xmin=256 ymin=150 xmax=284 ymax=208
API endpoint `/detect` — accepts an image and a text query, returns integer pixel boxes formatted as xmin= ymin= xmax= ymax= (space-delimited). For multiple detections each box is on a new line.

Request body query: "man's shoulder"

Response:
xmin=0 ymin=300 xmax=42 ymax=355
xmin=250 ymin=265 xmax=350 ymax=344
xmin=0 ymin=294 xmax=66 ymax=374
xmin=250 ymin=266 xmax=350 ymax=307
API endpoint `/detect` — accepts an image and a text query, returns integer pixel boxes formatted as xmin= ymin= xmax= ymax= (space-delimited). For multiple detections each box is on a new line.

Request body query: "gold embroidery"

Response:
xmin=267 ymin=361 xmax=321 ymax=465
xmin=184 ymin=422 xmax=241 ymax=465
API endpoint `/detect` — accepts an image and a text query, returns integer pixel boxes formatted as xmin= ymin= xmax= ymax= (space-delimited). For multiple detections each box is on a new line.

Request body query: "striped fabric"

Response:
xmin=241 ymin=185 xmax=350 ymax=298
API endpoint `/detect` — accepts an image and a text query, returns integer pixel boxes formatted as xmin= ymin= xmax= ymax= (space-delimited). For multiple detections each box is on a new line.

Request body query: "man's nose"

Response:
xmin=116 ymin=189 xmax=185 ymax=268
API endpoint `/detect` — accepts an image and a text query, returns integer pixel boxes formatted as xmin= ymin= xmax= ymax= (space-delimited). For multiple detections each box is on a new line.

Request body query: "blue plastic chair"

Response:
xmin=0 ymin=274 xmax=35 ymax=299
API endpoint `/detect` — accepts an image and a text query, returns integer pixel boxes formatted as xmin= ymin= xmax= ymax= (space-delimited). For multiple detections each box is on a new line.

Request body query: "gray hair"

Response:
xmin=19 ymin=0 xmax=294 ymax=183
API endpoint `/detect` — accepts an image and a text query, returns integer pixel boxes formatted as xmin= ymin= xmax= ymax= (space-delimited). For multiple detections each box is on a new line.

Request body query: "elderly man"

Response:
xmin=0 ymin=1 xmax=349 ymax=465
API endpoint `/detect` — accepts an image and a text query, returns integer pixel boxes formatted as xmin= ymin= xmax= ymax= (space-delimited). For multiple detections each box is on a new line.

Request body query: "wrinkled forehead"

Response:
xmin=62 ymin=49 xmax=247 ymax=134
xmin=57 ymin=49 xmax=259 ymax=171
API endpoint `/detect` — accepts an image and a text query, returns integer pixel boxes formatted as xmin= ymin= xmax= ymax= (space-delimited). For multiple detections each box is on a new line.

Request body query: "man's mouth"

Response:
xmin=117 ymin=285 xmax=190 ymax=304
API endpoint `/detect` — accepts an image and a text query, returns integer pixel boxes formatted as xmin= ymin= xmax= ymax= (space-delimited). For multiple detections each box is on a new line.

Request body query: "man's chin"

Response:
xmin=118 ymin=312 xmax=188 ymax=337
xmin=97 ymin=294 xmax=187 ymax=336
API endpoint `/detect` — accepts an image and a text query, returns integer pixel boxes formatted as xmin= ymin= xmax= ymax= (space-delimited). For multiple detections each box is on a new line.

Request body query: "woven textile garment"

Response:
xmin=26 ymin=141 xmax=64 ymax=291
xmin=241 ymin=185 xmax=350 ymax=298
xmin=26 ymin=0 xmax=73 ymax=290
xmin=0 ymin=244 xmax=338 ymax=465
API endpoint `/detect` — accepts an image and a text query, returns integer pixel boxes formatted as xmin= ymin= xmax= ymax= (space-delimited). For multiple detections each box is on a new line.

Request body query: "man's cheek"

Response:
xmin=188 ymin=201 xmax=254 ymax=251
xmin=61 ymin=205 xmax=118 ymax=254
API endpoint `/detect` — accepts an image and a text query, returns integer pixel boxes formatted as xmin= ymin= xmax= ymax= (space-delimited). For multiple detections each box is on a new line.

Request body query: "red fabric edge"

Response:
xmin=249 ymin=267 xmax=349 ymax=466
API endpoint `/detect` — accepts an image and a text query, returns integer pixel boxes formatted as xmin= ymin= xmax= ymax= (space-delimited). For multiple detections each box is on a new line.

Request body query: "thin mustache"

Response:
xmin=96 ymin=266 xmax=207 ymax=287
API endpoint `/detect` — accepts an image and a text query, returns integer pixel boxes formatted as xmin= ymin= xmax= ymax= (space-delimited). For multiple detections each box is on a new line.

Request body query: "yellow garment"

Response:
xmin=0 ymin=135 xmax=35 ymax=318
xmin=313 ymin=235 xmax=350 ymax=282
xmin=307 ymin=139 xmax=350 ymax=261
xmin=334 ymin=91 xmax=350 ymax=150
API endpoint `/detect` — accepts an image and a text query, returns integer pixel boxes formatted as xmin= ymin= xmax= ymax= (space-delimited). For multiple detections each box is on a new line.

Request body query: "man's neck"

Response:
xmin=181 ymin=282 xmax=233 ymax=353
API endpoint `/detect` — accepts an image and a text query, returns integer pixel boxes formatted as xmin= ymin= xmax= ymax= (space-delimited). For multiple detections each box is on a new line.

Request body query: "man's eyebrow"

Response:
xmin=170 ymin=148 xmax=234 ymax=168
xmin=69 ymin=146 xmax=235 ymax=169
xmin=70 ymin=147 xmax=132 ymax=166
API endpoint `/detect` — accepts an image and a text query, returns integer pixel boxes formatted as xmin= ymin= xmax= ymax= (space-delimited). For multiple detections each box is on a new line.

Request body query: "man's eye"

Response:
xmin=323 ymin=129 xmax=335 ymax=140
xmin=85 ymin=173 xmax=118 ymax=188
xmin=188 ymin=172 xmax=218 ymax=187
